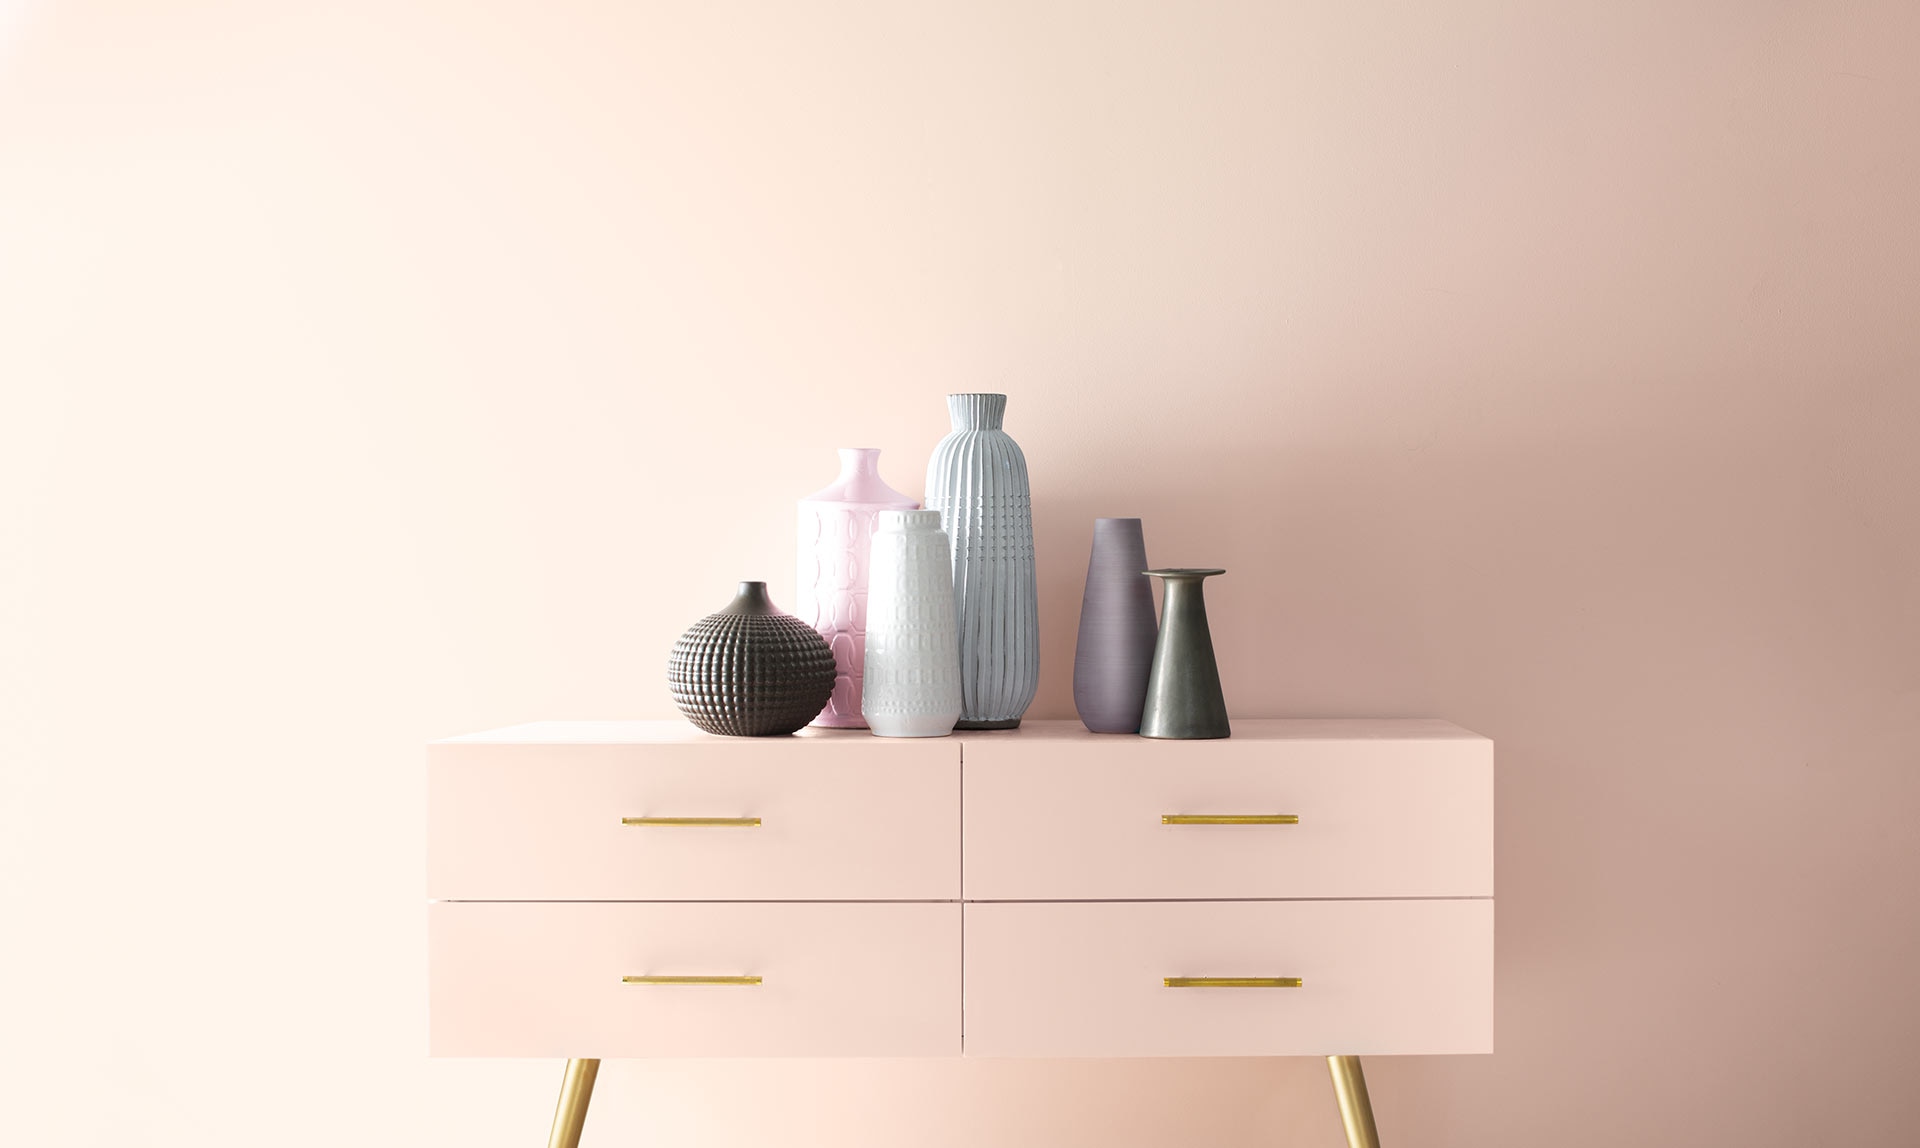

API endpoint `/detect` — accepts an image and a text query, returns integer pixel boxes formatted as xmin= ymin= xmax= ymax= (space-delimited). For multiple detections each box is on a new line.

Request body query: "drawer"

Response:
xmin=430 ymin=901 xmax=961 ymax=1057
xmin=963 ymin=725 xmax=1491 ymax=898
xmin=962 ymin=900 xmax=1492 ymax=1057
xmin=429 ymin=733 xmax=959 ymax=900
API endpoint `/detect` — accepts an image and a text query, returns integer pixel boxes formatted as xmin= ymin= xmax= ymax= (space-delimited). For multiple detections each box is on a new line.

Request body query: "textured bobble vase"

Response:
xmin=795 ymin=448 xmax=918 ymax=728
xmin=1139 ymin=568 xmax=1230 ymax=740
xmin=862 ymin=510 xmax=963 ymax=738
xmin=667 ymin=581 xmax=838 ymax=737
xmin=925 ymin=393 xmax=1038 ymax=730
xmin=1073 ymin=518 xmax=1158 ymax=733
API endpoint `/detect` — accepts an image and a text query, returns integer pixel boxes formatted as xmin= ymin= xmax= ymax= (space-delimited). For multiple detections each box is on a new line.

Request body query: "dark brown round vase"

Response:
xmin=668 ymin=581 xmax=838 ymax=736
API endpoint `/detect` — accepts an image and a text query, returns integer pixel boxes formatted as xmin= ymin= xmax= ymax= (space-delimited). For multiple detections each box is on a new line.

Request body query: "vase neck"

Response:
xmin=948 ymin=393 xmax=1007 ymax=431
xmin=1159 ymin=578 xmax=1206 ymax=605
xmin=803 ymin=447 xmax=915 ymax=507
xmin=836 ymin=447 xmax=881 ymax=483
xmin=725 ymin=581 xmax=777 ymax=614
xmin=1145 ymin=568 xmax=1224 ymax=609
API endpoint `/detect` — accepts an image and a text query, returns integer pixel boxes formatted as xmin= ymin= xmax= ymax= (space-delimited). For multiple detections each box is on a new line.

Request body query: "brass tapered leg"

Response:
xmin=546 ymin=1059 xmax=600 ymax=1148
xmin=1327 ymin=1056 xmax=1381 ymax=1148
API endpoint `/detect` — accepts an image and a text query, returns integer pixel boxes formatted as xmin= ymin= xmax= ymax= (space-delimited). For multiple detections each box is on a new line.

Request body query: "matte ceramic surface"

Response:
xmin=1139 ymin=569 xmax=1229 ymax=739
xmin=795 ymin=448 xmax=919 ymax=728
xmin=428 ymin=725 xmax=960 ymax=901
xmin=667 ymin=582 xmax=838 ymax=736
xmin=861 ymin=510 xmax=963 ymax=738
xmin=430 ymin=901 xmax=961 ymax=1057
xmin=924 ymin=394 xmax=1038 ymax=729
xmin=961 ymin=720 xmax=1493 ymax=900
xmin=961 ymin=900 xmax=1494 ymax=1057
xmin=427 ymin=719 xmax=1493 ymax=1060
xmin=1072 ymin=518 xmax=1157 ymax=733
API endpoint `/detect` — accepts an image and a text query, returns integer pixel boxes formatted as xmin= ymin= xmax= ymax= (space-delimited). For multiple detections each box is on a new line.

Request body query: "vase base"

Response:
xmin=869 ymin=722 xmax=959 ymax=738
xmin=955 ymin=717 xmax=1023 ymax=730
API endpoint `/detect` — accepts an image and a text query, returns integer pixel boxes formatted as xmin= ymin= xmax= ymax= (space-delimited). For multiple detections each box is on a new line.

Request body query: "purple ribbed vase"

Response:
xmin=1072 ymin=517 xmax=1158 ymax=733
xmin=795 ymin=448 xmax=919 ymax=728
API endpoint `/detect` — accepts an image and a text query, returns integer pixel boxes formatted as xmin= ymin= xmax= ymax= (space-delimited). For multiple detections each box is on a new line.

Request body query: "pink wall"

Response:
xmin=3 ymin=1 xmax=1917 ymax=1144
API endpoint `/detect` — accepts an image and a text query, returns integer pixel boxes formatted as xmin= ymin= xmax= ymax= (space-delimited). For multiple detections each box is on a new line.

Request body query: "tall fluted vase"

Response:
xmin=924 ymin=393 xmax=1038 ymax=729
xmin=1073 ymin=517 xmax=1157 ymax=733
xmin=862 ymin=510 xmax=963 ymax=738
xmin=795 ymin=447 xmax=918 ymax=728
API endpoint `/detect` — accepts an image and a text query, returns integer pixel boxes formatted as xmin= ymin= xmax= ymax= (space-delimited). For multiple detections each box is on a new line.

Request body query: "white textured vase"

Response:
xmin=861 ymin=510 xmax=963 ymax=738
xmin=924 ymin=393 xmax=1038 ymax=729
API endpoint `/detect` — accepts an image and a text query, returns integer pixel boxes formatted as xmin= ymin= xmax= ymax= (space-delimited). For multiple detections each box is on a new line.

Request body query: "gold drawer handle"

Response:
xmin=621 ymin=816 xmax=762 ymax=827
xmin=1165 ymin=976 xmax=1303 ymax=988
xmin=622 ymin=975 xmax=763 ymax=986
xmin=1161 ymin=814 xmax=1298 ymax=825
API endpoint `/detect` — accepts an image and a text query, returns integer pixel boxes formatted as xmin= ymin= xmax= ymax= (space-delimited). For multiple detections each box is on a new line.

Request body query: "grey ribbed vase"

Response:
xmin=1073 ymin=518 xmax=1157 ymax=733
xmin=924 ymin=393 xmax=1038 ymax=729
xmin=1139 ymin=568 xmax=1230 ymax=739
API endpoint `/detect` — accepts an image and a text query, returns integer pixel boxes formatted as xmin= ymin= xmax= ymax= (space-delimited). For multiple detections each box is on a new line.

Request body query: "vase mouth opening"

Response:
xmin=1093 ymin=517 xmax=1144 ymax=529
xmin=836 ymin=447 xmax=882 ymax=470
xmin=947 ymin=393 xmax=1007 ymax=430
xmin=1143 ymin=567 xmax=1226 ymax=580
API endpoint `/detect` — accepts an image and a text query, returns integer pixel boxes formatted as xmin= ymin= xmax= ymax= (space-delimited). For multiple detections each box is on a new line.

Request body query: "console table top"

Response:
xmin=436 ymin=717 xmax=1487 ymax=745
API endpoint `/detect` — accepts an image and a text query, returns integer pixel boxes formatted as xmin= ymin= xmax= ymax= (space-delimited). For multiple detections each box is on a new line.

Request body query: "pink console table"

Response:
xmin=429 ymin=719 xmax=1493 ymax=1147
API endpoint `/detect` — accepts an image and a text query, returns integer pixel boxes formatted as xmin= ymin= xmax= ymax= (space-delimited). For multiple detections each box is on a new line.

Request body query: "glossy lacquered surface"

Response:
xmin=429 ymin=724 xmax=959 ymax=901
xmin=430 ymin=901 xmax=961 ymax=1057
xmin=962 ymin=900 xmax=1494 ymax=1057
xmin=963 ymin=720 xmax=1492 ymax=900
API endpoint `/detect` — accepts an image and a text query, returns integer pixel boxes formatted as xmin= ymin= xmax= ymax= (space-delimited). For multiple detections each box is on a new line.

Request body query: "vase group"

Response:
xmin=671 ymin=393 xmax=1236 ymax=742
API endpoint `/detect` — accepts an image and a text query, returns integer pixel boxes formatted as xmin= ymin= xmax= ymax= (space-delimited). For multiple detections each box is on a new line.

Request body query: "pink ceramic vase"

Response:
xmin=796 ymin=448 xmax=919 ymax=727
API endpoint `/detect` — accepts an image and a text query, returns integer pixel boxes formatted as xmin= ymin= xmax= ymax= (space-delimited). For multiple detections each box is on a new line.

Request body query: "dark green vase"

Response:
xmin=1138 ymin=568 xmax=1229 ymax=739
